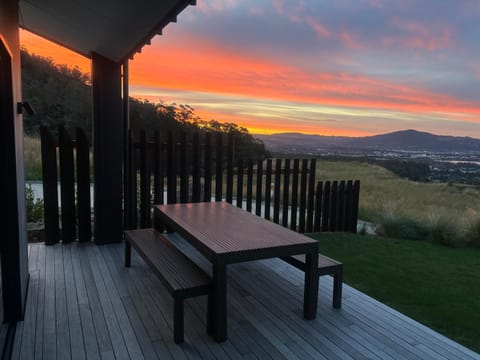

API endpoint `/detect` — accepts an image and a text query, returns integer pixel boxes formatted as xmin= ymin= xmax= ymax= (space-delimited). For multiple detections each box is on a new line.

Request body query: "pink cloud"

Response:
xmin=387 ymin=18 xmax=453 ymax=51
xmin=339 ymin=30 xmax=364 ymax=49
xmin=272 ymin=0 xmax=285 ymax=15
xmin=306 ymin=17 xmax=332 ymax=38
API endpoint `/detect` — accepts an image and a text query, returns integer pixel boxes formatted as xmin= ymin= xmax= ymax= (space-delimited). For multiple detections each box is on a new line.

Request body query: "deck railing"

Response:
xmin=40 ymin=126 xmax=91 ymax=244
xmin=127 ymin=130 xmax=360 ymax=234
xmin=38 ymin=128 xmax=360 ymax=243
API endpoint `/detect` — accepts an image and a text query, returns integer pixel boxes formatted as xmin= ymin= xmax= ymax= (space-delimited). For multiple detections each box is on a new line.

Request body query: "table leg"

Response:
xmin=125 ymin=241 xmax=131 ymax=267
xmin=212 ymin=260 xmax=227 ymax=342
xmin=304 ymin=251 xmax=319 ymax=319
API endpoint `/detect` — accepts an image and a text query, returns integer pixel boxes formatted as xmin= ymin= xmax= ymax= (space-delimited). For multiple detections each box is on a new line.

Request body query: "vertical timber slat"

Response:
xmin=167 ymin=132 xmax=176 ymax=204
xmin=255 ymin=160 xmax=263 ymax=216
xmin=59 ymin=126 xmax=76 ymax=243
xmin=215 ymin=133 xmax=223 ymax=202
xmin=314 ymin=181 xmax=323 ymax=232
xmin=153 ymin=130 xmax=164 ymax=205
xmin=298 ymin=159 xmax=308 ymax=233
xmin=76 ymin=128 xmax=91 ymax=242
xmin=329 ymin=181 xmax=338 ymax=232
xmin=337 ymin=180 xmax=346 ymax=231
xmin=290 ymin=159 xmax=299 ymax=231
xmin=246 ymin=159 xmax=253 ymax=212
xmin=192 ymin=132 xmax=201 ymax=203
xmin=179 ymin=132 xmax=188 ymax=203
xmin=40 ymin=126 xmax=59 ymax=244
xmin=352 ymin=180 xmax=360 ymax=233
xmin=321 ymin=181 xmax=331 ymax=232
xmin=306 ymin=159 xmax=316 ymax=232
xmin=344 ymin=180 xmax=353 ymax=232
xmin=264 ymin=159 xmax=272 ymax=220
xmin=282 ymin=159 xmax=290 ymax=228
xmin=226 ymin=133 xmax=234 ymax=204
xmin=203 ymin=133 xmax=212 ymax=202
xmin=236 ymin=159 xmax=243 ymax=208
xmin=139 ymin=131 xmax=150 ymax=228
xmin=273 ymin=159 xmax=281 ymax=224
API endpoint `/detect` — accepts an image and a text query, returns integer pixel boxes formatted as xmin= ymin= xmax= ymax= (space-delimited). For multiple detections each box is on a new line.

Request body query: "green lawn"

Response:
xmin=309 ymin=232 xmax=480 ymax=353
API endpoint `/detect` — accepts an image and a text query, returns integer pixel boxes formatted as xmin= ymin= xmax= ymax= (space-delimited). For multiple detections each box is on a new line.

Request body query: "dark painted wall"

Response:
xmin=0 ymin=0 xmax=29 ymax=321
xmin=92 ymin=52 xmax=124 ymax=244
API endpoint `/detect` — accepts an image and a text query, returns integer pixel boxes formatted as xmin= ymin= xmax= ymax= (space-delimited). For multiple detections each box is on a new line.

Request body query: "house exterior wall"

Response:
xmin=0 ymin=0 xmax=29 ymax=321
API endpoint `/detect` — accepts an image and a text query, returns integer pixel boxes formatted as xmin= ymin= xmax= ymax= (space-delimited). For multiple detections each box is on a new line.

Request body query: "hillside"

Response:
xmin=21 ymin=49 xmax=266 ymax=159
xmin=256 ymin=129 xmax=480 ymax=153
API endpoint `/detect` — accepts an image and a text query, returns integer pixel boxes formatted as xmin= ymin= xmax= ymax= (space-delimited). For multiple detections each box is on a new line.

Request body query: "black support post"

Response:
xmin=92 ymin=52 xmax=123 ymax=244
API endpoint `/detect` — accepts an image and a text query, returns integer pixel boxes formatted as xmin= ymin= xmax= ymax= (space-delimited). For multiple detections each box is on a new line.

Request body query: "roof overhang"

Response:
xmin=19 ymin=0 xmax=195 ymax=63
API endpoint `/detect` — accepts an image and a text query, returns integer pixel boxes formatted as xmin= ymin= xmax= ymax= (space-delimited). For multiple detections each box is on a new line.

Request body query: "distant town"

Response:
xmin=256 ymin=130 xmax=480 ymax=185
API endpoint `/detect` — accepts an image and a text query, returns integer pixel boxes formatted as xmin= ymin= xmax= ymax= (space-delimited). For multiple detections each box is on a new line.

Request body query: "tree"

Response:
xmin=21 ymin=49 xmax=267 ymax=159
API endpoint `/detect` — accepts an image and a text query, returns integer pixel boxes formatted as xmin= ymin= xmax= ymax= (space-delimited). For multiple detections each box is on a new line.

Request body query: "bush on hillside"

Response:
xmin=466 ymin=218 xmax=480 ymax=248
xmin=425 ymin=212 xmax=467 ymax=248
xmin=375 ymin=212 xmax=427 ymax=241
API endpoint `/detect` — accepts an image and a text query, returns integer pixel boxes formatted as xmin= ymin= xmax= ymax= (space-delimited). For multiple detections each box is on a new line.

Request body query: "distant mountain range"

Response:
xmin=255 ymin=129 xmax=480 ymax=153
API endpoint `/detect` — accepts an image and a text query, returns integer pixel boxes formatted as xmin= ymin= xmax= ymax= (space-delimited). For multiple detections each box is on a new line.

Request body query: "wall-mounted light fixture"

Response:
xmin=17 ymin=101 xmax=34 ymax=115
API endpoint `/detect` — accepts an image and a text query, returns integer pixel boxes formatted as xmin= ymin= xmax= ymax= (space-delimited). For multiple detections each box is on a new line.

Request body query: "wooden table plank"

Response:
xmin=156 ymin=202 xmax=317 ymax=259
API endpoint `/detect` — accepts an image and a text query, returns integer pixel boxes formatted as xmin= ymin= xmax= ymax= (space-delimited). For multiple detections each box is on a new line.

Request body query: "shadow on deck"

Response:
xmin=12 ymin=240 xmax=479 ymax=360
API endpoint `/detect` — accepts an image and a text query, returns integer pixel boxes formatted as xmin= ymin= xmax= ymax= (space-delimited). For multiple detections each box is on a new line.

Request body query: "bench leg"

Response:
xmin=304 ymin=252 xmax=319 ymax=320
xmin=333 ymin=268 xmax=343 ymax=309
xmin=125 ymin=241 xmax=131 ymax=267
xmin=206 ymin=292 xmax=213 ymax=336
xmin=173 ymin=294 xmax=184 ymax=343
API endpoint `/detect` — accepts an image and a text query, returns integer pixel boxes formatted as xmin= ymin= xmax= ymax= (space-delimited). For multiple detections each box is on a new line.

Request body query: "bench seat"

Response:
xmin=281 ymin=253 xmax=343 ymax=308
xmin=124 ymin=228 xmax=211 ymax=343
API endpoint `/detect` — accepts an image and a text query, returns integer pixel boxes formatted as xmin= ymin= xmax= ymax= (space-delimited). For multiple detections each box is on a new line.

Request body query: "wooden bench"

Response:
xmin=281 ymin=254 xmax=343 ymax=308
xmin=124 ymin=228 xmax=212 ymax=343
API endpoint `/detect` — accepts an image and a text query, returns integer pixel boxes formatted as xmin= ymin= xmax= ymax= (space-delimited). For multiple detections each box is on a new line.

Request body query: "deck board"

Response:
xmin=13 ymin=242 xmax=480 ymax=360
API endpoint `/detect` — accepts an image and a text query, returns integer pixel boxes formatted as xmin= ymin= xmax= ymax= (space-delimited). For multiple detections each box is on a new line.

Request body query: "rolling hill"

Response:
xmin=255 ymin=129 xmax=480 ymax=153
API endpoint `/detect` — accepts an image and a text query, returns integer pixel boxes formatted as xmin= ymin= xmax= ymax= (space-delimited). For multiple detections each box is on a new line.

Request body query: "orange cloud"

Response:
xmin=131 ymin=35 xmax=480 ymax=121
xmin=20 ymin=29 xmax=480 ymax=137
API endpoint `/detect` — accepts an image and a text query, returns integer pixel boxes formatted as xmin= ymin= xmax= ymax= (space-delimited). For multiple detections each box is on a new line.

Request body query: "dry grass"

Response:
xmin=24 ymin=135 xmax=94 ymax=181
xmin=314 ymin=160 xmax=480 ymax=245
xmin=24 ymin=136 xmax=43 ymax=180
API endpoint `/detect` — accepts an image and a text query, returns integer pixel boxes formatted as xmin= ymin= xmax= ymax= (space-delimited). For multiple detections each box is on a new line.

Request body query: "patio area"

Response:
xmin=12 ymin=237 xmax=479 ymax=360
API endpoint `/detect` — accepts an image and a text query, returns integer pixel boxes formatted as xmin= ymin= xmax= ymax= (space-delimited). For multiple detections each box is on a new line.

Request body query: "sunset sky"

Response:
xmin=20 ymin=0 xmax=480 ymax=138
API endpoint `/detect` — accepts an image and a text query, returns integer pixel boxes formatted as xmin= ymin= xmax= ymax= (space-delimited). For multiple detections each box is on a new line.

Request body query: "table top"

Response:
xmin=155 ymin=202 xmax=318 ymax=263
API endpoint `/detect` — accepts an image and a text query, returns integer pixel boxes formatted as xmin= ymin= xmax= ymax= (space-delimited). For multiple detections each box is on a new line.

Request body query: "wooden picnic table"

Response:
xmin=154 ymin=202 xmax=319 ymax=342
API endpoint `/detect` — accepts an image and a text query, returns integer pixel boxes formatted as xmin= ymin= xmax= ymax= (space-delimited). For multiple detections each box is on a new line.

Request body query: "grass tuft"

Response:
xmin=466 ymin=217 xmax=480 ymax=248
xmin=24 ymin=136 xmax=43 ymax=181
xmin=425 ymin=211 xmax=467 ymax=247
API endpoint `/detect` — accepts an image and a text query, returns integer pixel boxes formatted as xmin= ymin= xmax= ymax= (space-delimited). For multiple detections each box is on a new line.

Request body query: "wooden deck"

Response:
xmin=12 ymin=238 xmax=479 ymax=360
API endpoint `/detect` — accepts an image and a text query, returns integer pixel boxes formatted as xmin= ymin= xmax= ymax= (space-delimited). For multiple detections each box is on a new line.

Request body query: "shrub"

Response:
xmin=25 ymin=185 xmax=44 ymax=223
xmin=466 ymin=218 xmax=480 ymax=248
xmin=425 ymin=212 xmax=466 ymax=248
xmin=375 ymin=211 xmax=427 ymax=241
